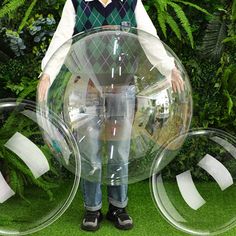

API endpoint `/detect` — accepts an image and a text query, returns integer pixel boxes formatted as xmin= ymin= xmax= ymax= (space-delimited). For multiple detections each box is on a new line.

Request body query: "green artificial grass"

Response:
xmin=29 ymin=181 xmax=236 ymax=236
xmin=1 ymin=180 xmax=236 ymax=235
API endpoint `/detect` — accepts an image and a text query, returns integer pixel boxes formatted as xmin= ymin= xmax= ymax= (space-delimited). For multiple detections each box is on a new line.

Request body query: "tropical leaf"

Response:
xmin=168 ymin=1 xmax=194 ymax=47
xmin=223 ymin=90 xmax=234 ymax=115
xmin=200 ymin=13 xmax=227 ymax=60
xmin=17 ymin=79 xmax=38 ymax=101
xmin=232 ymin=0 xmax=236 ymax=22
xmin=156 ymin=6 xmax=167 ymax=37
xmin=165 ymin=14 xmax=181 ymax=40
xmin=0 ymin=0 xmax=26 ymax=18
xmin=174 ymin=0 xmax=212 ymax=16
xmin=154 ymin=0 xmax=168 ymax=12
xmin=18 ymin=0 xmax=38 ymax=33
xmin=227 ymin=65 xmax=236 ymax=95
xmin=222 ymin=66 xmax=232 ymax=89
xmin=222 ymin=35 xmax=236 ymax=43
xmin=150 ymin=0 xmax=209 ymax=47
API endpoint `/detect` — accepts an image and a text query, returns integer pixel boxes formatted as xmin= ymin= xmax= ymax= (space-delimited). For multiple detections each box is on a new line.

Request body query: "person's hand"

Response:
xmin=37 ymin=73 xmax=50 ymax=102
xmin=171 ymin=67 xmax=185 ymax=94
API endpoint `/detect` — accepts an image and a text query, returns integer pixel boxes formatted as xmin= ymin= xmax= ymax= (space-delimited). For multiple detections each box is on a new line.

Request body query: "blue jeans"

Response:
xmin=76 ymin=86 xmax=135 ymax=211
xmin=81 ymin=179 xmax=128 ymax=211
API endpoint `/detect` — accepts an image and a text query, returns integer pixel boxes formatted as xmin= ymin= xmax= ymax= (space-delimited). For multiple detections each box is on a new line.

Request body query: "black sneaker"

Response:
xmin=106 ymin=205 xmax=133 ymax=230
xmin=81 ymin=210 xmax=103 ymax=231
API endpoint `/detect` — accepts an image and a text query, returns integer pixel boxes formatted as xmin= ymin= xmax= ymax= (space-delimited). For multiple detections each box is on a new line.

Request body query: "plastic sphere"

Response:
xmin=0 ymin=99 xmax=80 ymax=235
xmin=151 ymin=128 xmax=236 ymax=235
xmin=43 ymin=26 xmax=192 ymax=185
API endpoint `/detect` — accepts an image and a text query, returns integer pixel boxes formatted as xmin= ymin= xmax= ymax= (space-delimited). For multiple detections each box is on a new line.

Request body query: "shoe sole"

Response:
xmin=106 ymin=214 xmax=133 ymax=230
xmin=81 ymin=214 xmax=103 ymax=232
xmin=81 ymin=224 xmax=100 ymax=232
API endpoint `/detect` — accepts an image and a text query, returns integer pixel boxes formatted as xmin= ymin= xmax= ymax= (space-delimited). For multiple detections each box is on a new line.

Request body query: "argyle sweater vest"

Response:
xmin=71 ymin=0 xmax=139 ymax=84
xmin=71 ymin=0 xmax=137 ymax=33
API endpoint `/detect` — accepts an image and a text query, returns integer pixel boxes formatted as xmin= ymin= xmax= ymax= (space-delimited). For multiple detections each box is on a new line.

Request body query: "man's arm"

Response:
xmin=38 ymin=0 xmax=76 ymax=101
xmin=135 ymin=0 xmax=184 ymax=93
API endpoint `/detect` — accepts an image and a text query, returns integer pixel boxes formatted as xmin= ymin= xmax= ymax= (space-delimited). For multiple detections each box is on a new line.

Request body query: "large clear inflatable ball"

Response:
xmin=43 ymin=26 xmax=192 ymax=185
xmin=151 ymin=128 xmax=236 ymax=235
xmin=0 ymin=99 xmax=80 ymax=235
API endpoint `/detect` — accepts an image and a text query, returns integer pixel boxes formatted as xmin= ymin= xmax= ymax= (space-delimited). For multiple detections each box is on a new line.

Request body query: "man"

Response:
xmin=37 ymin=0 xmax=184 ymax=231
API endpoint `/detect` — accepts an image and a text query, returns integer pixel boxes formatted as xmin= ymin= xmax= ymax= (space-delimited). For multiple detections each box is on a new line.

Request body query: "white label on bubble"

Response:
xmin=198 ymin=154 xmax=233 ymax=191
xmin=0 ymin=172 xmax=15 ymax=203
xmin=176 ymin=170 xmax=206 ymax=210
xmin=4 ymin=132 xmax=50 ymax=179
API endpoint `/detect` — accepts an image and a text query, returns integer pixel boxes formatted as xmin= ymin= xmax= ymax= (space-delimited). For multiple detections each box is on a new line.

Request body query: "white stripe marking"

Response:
xmin=110 ymin=145 xmax=114 ymax=159
xmin=113 ymin=39 xmax=118 ymax=55
xmin=4 ymin=132 xmax=50 ymax=179
xmin=79 ymin=136 xmax=86 ymax=143
xmin=113 ymin=127 xmax=116 ymax=136
xmin=176 ymin=170 xmax=206 ymax=210
xmin=0 ymin=172 xmax=15 ymax=203
xmin=198 ymin=154 xmax=233 ymax=191
xmin=112 ymin=68 xmax=115 ymax=78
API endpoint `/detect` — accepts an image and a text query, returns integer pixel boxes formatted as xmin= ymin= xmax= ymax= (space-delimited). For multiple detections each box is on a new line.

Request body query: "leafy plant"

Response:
xmin=0 ymin=56 xmax=40 ymax=99
xmin=27 ymin=14 xmax=56 ymax=57
xmin=145 ymin=0 xmax=211 ymax=48
xmin=0 ymin=0 xmax=58 ymax=58
xmin=200 ymin=10 xmax=227 ymax=61
xmin=0 ymin=111 xmax=59 ymax=201
xmin=5 ymin=29 xmax=26 ymax=56
xmin=18 ymin=0 xmax=38 ymax=33
xmin=0 ymin=0 xmax=27 ymax=19
xmin=232 ymin=0 xmax=236 ymax=21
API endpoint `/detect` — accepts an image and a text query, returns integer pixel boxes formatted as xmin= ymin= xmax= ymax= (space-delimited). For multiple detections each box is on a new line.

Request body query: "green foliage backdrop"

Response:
xmin=0 ymin=0 xmax=236 ymax=184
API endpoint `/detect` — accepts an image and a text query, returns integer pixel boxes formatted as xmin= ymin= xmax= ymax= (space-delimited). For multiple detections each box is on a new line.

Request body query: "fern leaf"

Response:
xmin=0 ymin=0 xmax=26 ymax=18
xmin=4 ymin=149 xmax=57 ymax=200
xmin=222 ymin=35 xmax=236 ymax=43
xmin=200 ymin=13 xmax=226 ymax=60
xmin=165 ymin=14 xmax=181 ymax=40
xmin=154 ymin=0 xmax=168 ymax=12
xmin=232 ymin=0 xmax=236 ymax=22
xmin=222 ymin=67 xmax=232 ymax=89
xmin=16 ymin=172 xmax=31 ymax=203
xmin=18 ymin=80 xmax=38 ymax=101
xmin=9 ymin=169 xmax=18 ymax=192
xmin=155 ymin=4 xmax=167 ymax=38
xmin=18 ymin=0 xmax=38 ymax=33
xmin=174 ymin=0 xmax=212 ymax=16
xmin=223 ymin=90 xmax=234 ymax=115
xmin=3 ymin=0 xmax=11 ymax=4
xmin=168 ymin=1 xmax=194 ymax=48
xmin=1 ymin=112 xmax=19 ymax=133
xmin=226 ymin=65 xmax=236 ymax=95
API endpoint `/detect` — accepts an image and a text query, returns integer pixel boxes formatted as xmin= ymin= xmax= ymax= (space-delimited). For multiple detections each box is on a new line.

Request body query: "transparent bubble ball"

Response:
xmin=0 ymin=99 xmax=80 ymax=235
xmin=44 ymin=27 xmax=192 ymax=185
xmin=151 ymin=128 xmax=236 ymax=235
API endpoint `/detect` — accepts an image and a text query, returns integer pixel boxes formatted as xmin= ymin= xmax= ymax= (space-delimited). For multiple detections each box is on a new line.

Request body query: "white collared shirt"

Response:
xmin=42 ymin=0 xmax=175 ymax=84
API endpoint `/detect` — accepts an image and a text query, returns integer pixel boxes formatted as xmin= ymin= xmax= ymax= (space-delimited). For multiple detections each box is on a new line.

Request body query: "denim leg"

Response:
xmin=107 ymin=184 xmax=128 ymax=208
xmin=75 ymin=117 xmax=103 ymax=211
xmin=105 ymin=85 xmax=135 ymax=208
xmin=81 ymin=179 xmax=102 ymax=211
xmin=106 ymin=136 xmax=131 ymax=208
